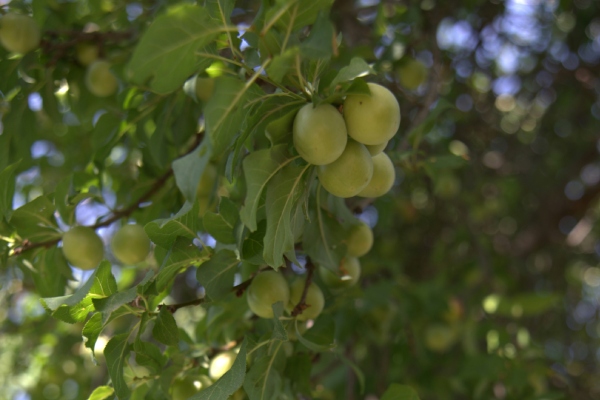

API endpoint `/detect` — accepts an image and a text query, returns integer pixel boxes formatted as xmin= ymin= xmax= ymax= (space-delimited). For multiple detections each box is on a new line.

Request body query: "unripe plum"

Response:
xmin=357 ymin=152 xmax=395 ymax=198
xmin=343 ymin=83 xmax=401 ymax=145
xmin=365 ymin=141 xmax=388 ymax=156
xmin=0 ymin=13 xmax=40 ymax=54
xmin=317 ymin=140 xmax=373 ymax=198
xmin=398 ymin=59 xmax=428 ymax=90
xmin=246 ymin=270 xmax=290 ymax=318
xmin=346 ymin=222 xmax=373 ymax=257
xmin=195 ymin=76 xmax=215 ymax=102
xmin=170 ymin=376 xmax=202 ymax=400
xmin=76 ymin=43 xmax=99 ymax=66
xmin=61 ymin=226 xmax=104 ymax=270
xmin=293 ymin=103 xmax=347 ymax=165
xmin=111 ymin=224 xmax=151 ymax=265
xmin=85 ymin=60 xmax=118 ymax=97
xmin=319 ymin=257 xmax=361 ymax=289
xmin=209 ymin=351 xmax=236 ymax=380
xmin=287 ymin=279 xmax=324 ymax=321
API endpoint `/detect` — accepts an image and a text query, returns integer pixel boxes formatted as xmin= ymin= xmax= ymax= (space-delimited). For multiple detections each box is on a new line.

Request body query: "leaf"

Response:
xmin=203 ymin=197 xmax=239 ymax=244
xmin=134 ymin=339 xmax=167 ymax=372
xmin=127 ymin=4 xmax=220 ymax=93
xmin=196 ymin=249 xmax=239 ymax=300
xmin=172 ymin=139 xmax=212 ymax=203
xmin=330 ymin=57 xmax=374 ymax=88
xmin=152 ymin=307 xmax=179 ymax=346
xmin=267 ymin=47 xmax=300 ymax=84
xmin=54 ymin=175 xmax=96 ymax=226
xmin=40 ymin=261 xmax=114 ymax=312
xmin=381 ymin=384 xmax=421 ymax=400
xmin=92 ymin=112 xmax=122 ymax=163
xmin=93 ymin=270 xmax=153 ymax=314
xmin=87 ymin=386 xmax=115 ymax=400
xmin=204 ymin=76 xmax=263 ymax=156
xmin=10 ymin=195 xmax=59 ymax=242
xmin=302 ymin=198 xmax=346 ymax=270
xmin=265 ymin=0 xmax=334 ymax=33
xmin=145 ymin=201 xmax=200 ymax=249
xmin=283 ymin=353 xmax=311 ymax=395
xmin=271 ymin=302 xmax=288 ymax=341
xmin=241 ymin=220 xmax=266 ymax=264
xmin=494 ymin=293 xmax=562 ymax=317
xmin=240 ymin=145 xmax=298 ymax=231
xmin=104 ymin=333 xmax=132 ymax=399
xmin=82 ymin=308 xmax=130 ymax=362
xmin=31 ymin=247 xmax=70 ymax=297
xmin=155 ymin=237 xmax=211 ymax=292
xmin=0 ymin=161 xmax=19 ymax=221
xmin=243 ymin=340 xmax=286 ymax=400
xmin=263 ymin=163 xmax=311 ymax=268
xmin=295 ymin=318 xmax=335 ymax=352
xmin=300 ymin=12 xmax=335 ymax=59
xmin=191 ymin=338 xmax=247 ymax=400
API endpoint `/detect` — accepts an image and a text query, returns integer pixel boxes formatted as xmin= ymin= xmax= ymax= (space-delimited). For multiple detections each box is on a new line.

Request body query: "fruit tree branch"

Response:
xmin=157 ymin=297 xmax=205 ymax=313
xmin=291 ymin=258 xmax=316 ymax=317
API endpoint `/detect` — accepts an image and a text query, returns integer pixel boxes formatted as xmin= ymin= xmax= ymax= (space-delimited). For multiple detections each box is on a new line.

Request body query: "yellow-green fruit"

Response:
xmin=343 ymin=83 xmax=401 ymax=145
xmin=293 ymin=103 xmax=347 ymax=165
xmin=346 ymin=223 xmax=373 ymax=257
xmin=424 ymin=323 xmax=459 ymax=352
xmin=85 ymin=60 xmax=118 ymax=97
xmin=287 ymin=279 xmax=325 ymax=321
xmin=247 ymin=270 xmax=290 ymax=318
xmin=317 ymin=140 xmax=373 ymax=198
xmin=62 ymin=226 xmax=104 ymax=270
xmin=0 ymin=13 xmax=40 ymax=54
xmin=357 ymin=152 xmax=395 ymax=198
xmin=366 ymin=141 xmax=387 ymax=156
xmin=398 ymin=59 xmax=428 ymax=90
xmin=171 ymin=376 xmax=202 ymax=400
xmin=319 ymin=257 xmax=361 ymax=289
xmin=111 ymin=224 xmax=151 ymax=265
xmin=195 ymin=77 xmax=215 ymax=102
xmin=76 ymin=43 xmax=99 ymax=66
xmin=209 ymin=351 xmax=236 ymax=380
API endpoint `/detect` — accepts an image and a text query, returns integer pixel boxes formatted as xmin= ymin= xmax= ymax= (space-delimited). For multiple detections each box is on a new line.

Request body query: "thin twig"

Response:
xmin=291 ymin=258 xmax=316 ymax=317
xmin=158 ymin=298 xmax=205 ymax=313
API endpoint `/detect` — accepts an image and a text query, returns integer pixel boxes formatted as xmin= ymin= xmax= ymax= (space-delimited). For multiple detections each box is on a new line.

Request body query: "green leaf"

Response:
xmin=93 ymin=271 xmax=153 ymax=314
xmin=191 ymin=338 xmax=247 ymax=400
xmin=145 ymin=201 xmax=200 ymax=249
xmin=243 ymin=340 xmax=286 ymax=400
xmin=271 ymin=302 xmax=288 ymax=341
xmin=241 ymin=220 xmax=266 ymax=264
xmin=300 ymin=12 xmax=334 ymax=59
xmin=10 ymin=195 xmax=59 ymax=242
xmin=204 ymin=76 xmax=263 ymax=156
xmin=302 ymin=196 xmax=346 ymax=271
xmin=283 ymin=353 xmax=311 ymax=395
xmin=87 ymin=386 xmax=115 ymax=400
xmin=196 ymin=249 xmax=239 ymax=300
xmin=152 ymin=307 xmax=179 ymax=346
xmin=172 ymin=139 xmax=212 ymax=203
xmin=267 ymin=47 xmax=300 ymax=84
xmin=203 ymin=197 xmax=239 ymax=244
xmin=240 ymin=145 xmax=298 ymax=232
xmin=104 ymin=334 xmax=132 ymax=399
xmin=127 ymin=4 xmax=220 ymax=93
xmin=134 ymin=339 xmax=167 ymax=372
xmin=381 ymin=384 xmax=421 ymax=400
xmin=92 ymin=113 xmax=122 ymax=163
xmin=41 ymin=261 xmax=114 ymax=312
xmin=263 ymin=163 xmax=311 ymax=268
xmin=0 ymin=161 xmax=19 ymax=221
xmin=31 ymin=247 xmax=71 ymax=297
xmin=265 ymin=0 xmax=334 ymax=33
xmin=295 ymin=318 xmax=335 ymax=352
xmin=155 ymin=237 xmax=211 ymax=292
xmin=494 ymin=293 xmax=562 ymax=317
xmin=54 ymin=175 xmax=96 ymax=227
xmin=330 ymin=57 xmax=374 ymax=88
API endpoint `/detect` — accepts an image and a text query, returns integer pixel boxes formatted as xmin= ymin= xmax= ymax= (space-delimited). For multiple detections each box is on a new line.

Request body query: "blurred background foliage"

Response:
xmin=1 ymin=0 xmax=600 ymax=399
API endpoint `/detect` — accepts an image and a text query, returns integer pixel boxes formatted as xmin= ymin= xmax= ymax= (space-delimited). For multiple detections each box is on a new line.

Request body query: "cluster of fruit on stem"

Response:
xmin=294 ymin=82 xmax=400 ymax=198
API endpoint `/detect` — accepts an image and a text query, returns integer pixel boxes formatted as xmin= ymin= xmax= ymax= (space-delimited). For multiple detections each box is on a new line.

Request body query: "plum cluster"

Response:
xmin=293 ymin=83 xmax=400 ymax=198
xmin=61 ymin=224 xmax=151 ymax=270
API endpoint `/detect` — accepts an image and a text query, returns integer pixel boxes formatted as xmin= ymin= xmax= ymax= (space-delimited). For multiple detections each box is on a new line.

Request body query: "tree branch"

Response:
xmin=291 ymin=259 xmax=316 ymax=317
xmin=157 ymin=297 xmax=205 ymax=313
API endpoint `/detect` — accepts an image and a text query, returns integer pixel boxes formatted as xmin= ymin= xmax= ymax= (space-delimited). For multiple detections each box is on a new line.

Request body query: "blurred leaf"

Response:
xmin=241 ymin=220 xmax=267 ymax=264
xmin=300 ymin=12 xmax=335 ymax=59
xmin=265 ymin=0 xmax=334 ymax=32
xmin=145 ymin=201 xmax=200 ymax=249
xmin=267 ymin=47 xmax=300 ymax=83
xmin=381 ymin=384 xmax=421 ymax=400
xmin=196 ymin=249 xmax=239 ymax=300
xmin=134 ymin=339 xmax=167 ymax=372
xmin=0 ymin=161 xmax=19 ymax=220
xmin=152 ymin=307 xmax=179 ymax=346
xmin=302 ymin=198 xmax=346 ymax=271
xmin=243 ymin=340 xmax=286 ymax=400
xmin=203 ymin=197 xmax=239 ymax=244
xmin=127 ymin=4 xmax=219 ymax=93
xmin=330 ymin=57 xmax=374 ymax=88
xmin=10 ymin=195 xmax=59 ymax=242
xmin=495 ymin=293 xmax=562 ymax=317
xmin=155 ymin=237 xmax=210 ymax=292
xmin=295 ymin=318 xmax=335 ymax=352
xmin=87 ymin=386 xmax=114 ymax=400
